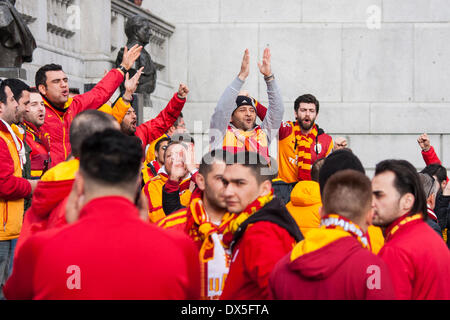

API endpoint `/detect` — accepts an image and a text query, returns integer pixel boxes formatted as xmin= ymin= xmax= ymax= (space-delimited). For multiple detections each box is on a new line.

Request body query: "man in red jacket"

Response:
xmin=14 ymin=110 xmax=121 ymax=257
xmin=372 ymin=159 xmax=450 ymax=300
xmin=4 ymin=129 xmax=200 ymax=300
xmin=36 ymin=44 xmax=142 ymax=167
xmin=120 ymin=83 xmax=189 ymax=152
xmin=220 ymin=151 xmax=303 ymax=300
xmin=269 ymin=170 xmax=396 ymax=300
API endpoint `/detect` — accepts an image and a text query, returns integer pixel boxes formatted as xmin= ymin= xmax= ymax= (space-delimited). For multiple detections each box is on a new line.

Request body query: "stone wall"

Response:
xmin=142 ymin=0 xmax=450 ymax=175
xmin=15 ymin=0 xmax=175 ymax=120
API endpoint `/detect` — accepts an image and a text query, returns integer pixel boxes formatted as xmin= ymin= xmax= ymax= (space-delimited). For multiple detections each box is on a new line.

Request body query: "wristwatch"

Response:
xmin=264 ymin=74 xmax=275 ymax=81
xmin=117 ymin=65 xmax=128 ymax=74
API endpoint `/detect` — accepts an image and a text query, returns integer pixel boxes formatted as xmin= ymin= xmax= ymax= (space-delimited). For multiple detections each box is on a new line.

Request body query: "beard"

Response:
xmin=298 ymin=118 xmax=315 ymax=131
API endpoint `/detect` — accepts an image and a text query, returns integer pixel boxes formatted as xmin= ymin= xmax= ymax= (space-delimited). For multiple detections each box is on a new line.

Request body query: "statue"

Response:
xmin=115 ymin=15 xmax=157 ymax=96
xmin=0 ymin=0 xmax=36 ymax=68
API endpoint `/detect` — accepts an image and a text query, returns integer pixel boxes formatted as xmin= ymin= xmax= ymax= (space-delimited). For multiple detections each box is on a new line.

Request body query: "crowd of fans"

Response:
xmin=0 ymin=46 xmax=449 ymax=300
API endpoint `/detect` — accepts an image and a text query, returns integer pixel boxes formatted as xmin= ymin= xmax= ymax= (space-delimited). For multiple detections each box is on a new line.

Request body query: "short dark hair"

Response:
xmin=199 ymin=149 xmax=231 ymax=177
xmin=80 ymin=129 xmax=143 ymax=185
xmin=421 ymin=164 xmax=447 ymax=185
xmin=226 ymin=151 xmax=275 ymax=184
xmin=155 ymin=137 xmax=171 ymax=153
xmin=322 ymin=170 xmax=373 ymax=221
xmin=0 ymin=80 xmax=7 ymax=104
xmin=311 ymin=158 xmax=326 ymax=183
xmin=35 ymin=64 xmax=63 ymax=88
xmin=3 ymin=79 xmax=30 ymax=101
xmin=294 ymin=94 xmax=319 ymax=113
xmin=375 ymin=159 xmax=427 ymax=219
xmin=70 ymin=110 xmax=118 ymax=157
xmin=173 ymin=112 xmax=184 ymax=128
xmin=29 ymin=87 xmax=39 ymax=94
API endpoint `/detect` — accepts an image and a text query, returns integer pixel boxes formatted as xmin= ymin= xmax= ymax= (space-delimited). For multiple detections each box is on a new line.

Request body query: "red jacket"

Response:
xmin=0 ymin=122 xmax=31 ymax=201
xmin=135 ymin=93 xmax=186 ymax=147
xmin=422 ymin=146 xmax=441 ymax=166
xmin=23 ymin=121 xmax=50 ymax=178
xmin=40 ymin=69 xmax=124 ymax=167
xmin=269 ymin=234 xmax=396 ymax=300
xmin=5 ymin=196 xmax=201 ymax=300
xmin=15 ymin=179 xmax=73 ymax=256
xmin=220 ymin=221 xmax=297 ymax=300
xmin=379 ymin=214 xmax=450 ymax=300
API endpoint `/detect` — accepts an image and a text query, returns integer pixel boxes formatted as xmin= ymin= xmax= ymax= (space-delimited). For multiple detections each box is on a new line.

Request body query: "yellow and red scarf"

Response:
xmin=295 ymin=124 xmax=318 ymax=181
xmin=385 ymin=213 xmax=423 ymax=242
xmin=186 ymin=188 xmax=274 ymax=299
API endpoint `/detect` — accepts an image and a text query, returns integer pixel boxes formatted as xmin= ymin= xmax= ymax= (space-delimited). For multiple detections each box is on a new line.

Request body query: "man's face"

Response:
xmin=223 ymin=164 xmax=261 ymax=213
xmin=231 ymin=105 xmax=256 ymax=131
xmin=16 ymin=90 xmax=30 ymax=124
xmin=174 ymin=117 xmax=187 ymax=134
xmin=202 ymin=161 xmax=227 ymax=210
xmin=164 ymin=144 xmax=187 ymax=176
xmin=0 ymin=86 xmax=19 ymax=125
xmin=296 ymin=102 xmax=317 ymax=131
xmin=155 ymin=140 xmax=169 ymax=166
xmin=39 ymin=70 xmax=69 ymax=106
xmin=371 ymin=171 xmax=404 ymax=228
xmin=25 ymin=92 xmax=46 ymax=128
xmin=120 ymin=107 xmax=137 ymax=135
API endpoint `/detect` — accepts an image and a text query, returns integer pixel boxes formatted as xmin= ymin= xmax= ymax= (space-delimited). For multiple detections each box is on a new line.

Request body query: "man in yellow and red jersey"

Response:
xmin=257 ymin=94 xmax=333 ymax=183
xmin=35 ymin=44 xmax=142 ymax=167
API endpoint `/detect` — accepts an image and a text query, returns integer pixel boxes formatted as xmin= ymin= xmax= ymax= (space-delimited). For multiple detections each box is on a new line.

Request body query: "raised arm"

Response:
xmin=135 ymin=83 xmax=188 ymax=146
xmin=70 ymin=44 xmax=143 ymax=115
xmin=258 ymin=48 xmax=284 ymax=143
xmin=209 ymin=49 xmax=249 ymax=149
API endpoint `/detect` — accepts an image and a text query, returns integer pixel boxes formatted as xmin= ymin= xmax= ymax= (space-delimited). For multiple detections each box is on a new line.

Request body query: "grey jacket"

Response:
xmin=209 ymin=76 xmax=284 ymax=150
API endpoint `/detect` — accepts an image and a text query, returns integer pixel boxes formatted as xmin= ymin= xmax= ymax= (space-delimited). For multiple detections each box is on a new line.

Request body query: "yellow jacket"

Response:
xmin=41 ymin=158 xmax=79 ymax=182
xmin=0 ymin=129 xmax=26 ymax=240
xmin=97 ymin=97 xmax=130 ymax=124
xmin=286 ymin=181 xmax=322 ymax=237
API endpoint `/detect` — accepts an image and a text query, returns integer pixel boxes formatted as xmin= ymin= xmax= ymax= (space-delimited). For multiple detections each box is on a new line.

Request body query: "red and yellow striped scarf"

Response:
xmin=295 ymin=124 xmax=318 ymax=181
xmin=223 ymin=124 xmax=270 ymax=163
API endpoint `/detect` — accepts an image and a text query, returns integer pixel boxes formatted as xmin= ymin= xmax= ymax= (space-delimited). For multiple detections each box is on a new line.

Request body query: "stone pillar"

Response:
xmin=79 ymin=0 xmax=112 ymax=83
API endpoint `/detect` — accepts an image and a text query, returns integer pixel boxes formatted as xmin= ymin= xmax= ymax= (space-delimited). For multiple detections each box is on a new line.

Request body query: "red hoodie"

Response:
xmin=269 ymin=228 xmax=396 ymax=300
xmin=15 ymin=179 xmax=73 ymax=256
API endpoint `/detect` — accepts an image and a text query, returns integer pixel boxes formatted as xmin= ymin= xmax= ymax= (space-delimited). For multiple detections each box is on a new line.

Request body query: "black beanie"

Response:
xmin=318 ymin=149 xmax=365 ymax=195
xmin=235 ymin=95 xmax=256 ymax=111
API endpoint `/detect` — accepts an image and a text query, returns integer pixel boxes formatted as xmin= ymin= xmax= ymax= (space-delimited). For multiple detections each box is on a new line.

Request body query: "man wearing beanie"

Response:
xmin=209 ymin=48 xmax=284 ymax=163
xmin=317 ymin=149 xmax=385 ymax=254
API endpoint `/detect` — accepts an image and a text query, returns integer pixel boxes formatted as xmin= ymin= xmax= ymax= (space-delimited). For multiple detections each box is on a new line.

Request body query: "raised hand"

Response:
xmin=417 ymin=133 xmax=431 ymax=152
xmin=123 ymin=67 xmax=144 ymax=101
xmin=177 ymin=83 xmax=189 ymax=99
xmin=238 ymin=49 xmax=250 ymax=81
xmin=120 ymin=44 xmax=143 ymax=70
xmin=333 ymin=136 xmax=348 ymax=151
xmin=258 ymin=47 xmax=272 ymax=77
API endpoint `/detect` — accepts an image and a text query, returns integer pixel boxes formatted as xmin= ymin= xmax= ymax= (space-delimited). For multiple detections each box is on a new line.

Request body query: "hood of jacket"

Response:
xmin=290 ymin=180 xmax=322 ymax=207
xmin=30 ymin=179 xmax=74 ymax=219
xmin=288 ymin=228 xmax=361 ymax=280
